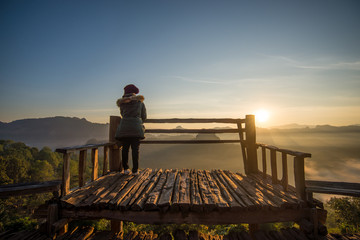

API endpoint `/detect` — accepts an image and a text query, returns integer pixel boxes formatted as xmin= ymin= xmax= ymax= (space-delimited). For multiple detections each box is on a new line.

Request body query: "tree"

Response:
xmin=327 ymin=197 xmax=360 ymax=234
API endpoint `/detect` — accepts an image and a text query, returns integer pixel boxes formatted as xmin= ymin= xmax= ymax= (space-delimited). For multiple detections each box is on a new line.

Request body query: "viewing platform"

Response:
xmin=20 ymin=114 xmax=357 ymax=239
xmin=57 ymin=169 xmax=306 ymax=225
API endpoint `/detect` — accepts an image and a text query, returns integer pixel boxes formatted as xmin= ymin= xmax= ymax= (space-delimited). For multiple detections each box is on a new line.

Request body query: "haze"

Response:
xmin=1 ymin=1 xmax=360 ymax=127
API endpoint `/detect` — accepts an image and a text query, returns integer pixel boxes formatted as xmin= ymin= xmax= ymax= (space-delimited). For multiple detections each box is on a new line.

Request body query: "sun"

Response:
xmin=255 ymin=109 xmax=270 ymax=123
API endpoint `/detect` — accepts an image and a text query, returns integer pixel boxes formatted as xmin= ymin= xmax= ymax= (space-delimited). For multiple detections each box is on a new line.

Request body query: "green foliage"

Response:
xmin=0 ymin=140 xmax=63 ymax=232
xmin=327 ymin=197 xmax=360 ymax=234
xmin=121 ymin=223 xmax=248 ymax=236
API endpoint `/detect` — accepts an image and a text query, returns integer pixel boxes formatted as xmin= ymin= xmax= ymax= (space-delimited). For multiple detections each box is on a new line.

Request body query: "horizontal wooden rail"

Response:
xmin=140 ymin=140 xmax=244 ymax=144
xmin=256 ymin=143 xmax=312 ymax=200
xmin=256 ymin=143 xmax=311 ymax=158
xmin=146 ymin=128 xmax=242 ymax=134
xmin=56 ymin=142 xmax=115 ymax=154
xmin=0 ymin=180 xmax=61 ymax=198
xmin=56 ymin=143 xmax=114 ymax=196
xmin=306 ymin=180 xmax=360 ymax=197
xmin=145 ymin=118 xmax=245 ymax=124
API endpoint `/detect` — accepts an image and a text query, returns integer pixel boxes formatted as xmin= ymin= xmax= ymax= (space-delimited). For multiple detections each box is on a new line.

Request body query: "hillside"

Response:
xmin=0 ymin=117 xmax=109 ymax=149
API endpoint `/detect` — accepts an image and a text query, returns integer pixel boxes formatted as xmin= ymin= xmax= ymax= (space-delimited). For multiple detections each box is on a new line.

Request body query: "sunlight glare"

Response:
xmin=256 ymin=109 xmax=270 ymax=123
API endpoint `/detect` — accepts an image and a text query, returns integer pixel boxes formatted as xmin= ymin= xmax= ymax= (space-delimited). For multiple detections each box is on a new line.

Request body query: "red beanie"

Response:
xmin=124 ymin=84 xmax=139 ymax=94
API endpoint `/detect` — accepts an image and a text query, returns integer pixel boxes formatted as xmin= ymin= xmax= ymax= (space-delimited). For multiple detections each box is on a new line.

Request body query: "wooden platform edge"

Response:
xmin=0 ymin=180 xmax=61 ymax=198
xmin=55 ymin=208 xmax=319 ymax=225
xmin=305 ymin=180 xmax=360 ymax=197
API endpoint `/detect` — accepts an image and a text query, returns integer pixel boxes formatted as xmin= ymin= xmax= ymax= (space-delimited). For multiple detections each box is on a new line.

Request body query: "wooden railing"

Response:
xmin=256 ymin=144 xmax=311 ymax=200
xmin=56 ymin=142 xmax=116 ymax=196
xmin=56 ymin=115 xmax=312 ymax=201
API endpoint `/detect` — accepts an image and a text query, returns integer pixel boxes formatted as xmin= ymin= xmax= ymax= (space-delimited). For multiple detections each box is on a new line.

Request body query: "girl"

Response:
xmin=115 ymin=84 xmax=147 ymax=175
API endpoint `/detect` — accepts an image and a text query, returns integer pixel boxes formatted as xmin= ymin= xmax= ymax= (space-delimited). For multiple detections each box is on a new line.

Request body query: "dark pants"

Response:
xmin=121 ymin=138 xmax=140 ymax=173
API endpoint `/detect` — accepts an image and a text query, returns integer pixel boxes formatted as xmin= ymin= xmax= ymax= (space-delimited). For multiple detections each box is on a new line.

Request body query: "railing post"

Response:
xmin=103 ymin=146 xmax=109 ymax=175
xmin=270 ymin=149 xmax=278 ymax=183
xmin=79 ymin=150 xmax=86 ymax=187
xmin=91 ymin=148 xmax=99 ymax=181
xmin=294 ymin=156 xmax=306 ymax=200
xmin=237 ymin=121 xmax=248 ymax=173
xmin=109 ymin=116 xmax=122 ymax=172
xmin=261 ymin=146 xmax=267 ymax=178
xmin=245 ymin=115 xmax=258 ymax=174
xmin=61 ymin=152 xmax=70 ymax=196
xmin=281 ymin=152 xmax=288 ymax=191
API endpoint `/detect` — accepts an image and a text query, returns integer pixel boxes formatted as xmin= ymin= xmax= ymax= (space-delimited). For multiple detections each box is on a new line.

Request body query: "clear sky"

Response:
xmin=1 ymin=0 xmax=359 ymax=127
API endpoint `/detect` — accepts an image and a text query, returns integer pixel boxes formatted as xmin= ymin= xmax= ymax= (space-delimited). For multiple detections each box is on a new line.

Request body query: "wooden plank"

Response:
xmin=109 ymin=116 xmax=121 ymax=172
xmin=245 ymin=115 xmax=258 ymax=174
xmin=158 ymin=169 xmax=178 ymax=211
xmin=56 ymin=142 xmax=114 ymax=154
xmin=203 ymin=170 xmax=228 ymax=209
xmin=103 ymin=146 xmax=109 ymax=175
xmin=144 ymin=169 xmax=169 ymax=211
xmin=235 ymin=172 xmax=297 ymax=209
xmin=248 ymin=173 xmax=302 ymax=206
xmin=294 ymin=156 xmax=306 ymax=200
xmin=46 ymin=204 xmax=58 ymax=235
xmin=306 ymin=180 xmax=360 ymax=190
xmin=127 ymin=170 xmax=159 ymax=208
xmin=91 ymin=148 xmax=99 ymax=181
xmin=146 ymin=129 xmax=242 ymax=134
xmin=216 ymin=170 xmax=258 ymax=210
xmin=190 ymin=169 xmax=203 ymax=212
xmin=281 ymin=153 xmax=288 ymax=191
xmin=110 ymin=169 xmax=151 ymax=209
xmin=176 ymin=169 xmax=191 ymax=212
xmin=270 ymin=149 xmax=278 ymax=184
xmin=79 ymin=150 xmax=87 ymax=187
xmin=261 ymin=146 xmax=267 ymax=178
xmin=225 ymin=171 xmax=277 ymax=210
xmin=144 ymin=118 xmax=245 ymax=124
xmin=210 ymin=170 xmax=245 ymax=210
xmin=91 ymin=173 xmax=129 ymax=208
xmin=131 ymin=169 xmax=163 ymax=211
xmin=256 ymin=143 xmax=311 ymax=158
xmin=0 ymin=180 xmax=61 ymax=197
xmin=237 ymin=122 xmax=247 ymax=173
xmin=118 ymin=169 xmax=153 ymax=210
xmin=52 ymin=218 xmax=71 ymax=233
xmin=140 ymin=140 xmax=243 ymax=144
xmin=76 ymin=172 xmax=123 ymax=208
xmin=197 ymin=170 xmax=216 ymax=212
xmin=61 ymin=208 xmax=311 ymax=225
xmin=305 ymin=186 xmax=360 ymax=197
xmin=170 ymin=170 xmax=181 ymax=211
xmin=62 ymin=172 xmax=121 ymax=207
xmin=62 ymin=152 xmax=70 ymax=196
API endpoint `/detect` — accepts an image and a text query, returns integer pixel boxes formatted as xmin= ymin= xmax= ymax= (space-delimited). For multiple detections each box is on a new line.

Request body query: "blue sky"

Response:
xmin=1 ymin=0 xmax=360 ymax=126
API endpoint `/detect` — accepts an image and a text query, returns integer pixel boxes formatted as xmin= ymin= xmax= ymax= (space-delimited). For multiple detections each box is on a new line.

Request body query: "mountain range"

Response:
xmin=1 ymin=116 xmax=360 ymax=149
xmin=0 ymin=117 xmax=109 ymax=149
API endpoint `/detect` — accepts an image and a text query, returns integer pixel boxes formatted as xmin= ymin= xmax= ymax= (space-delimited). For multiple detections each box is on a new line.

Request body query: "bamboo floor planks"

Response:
xmin=60 ymin=169 xmax=307 ymax=213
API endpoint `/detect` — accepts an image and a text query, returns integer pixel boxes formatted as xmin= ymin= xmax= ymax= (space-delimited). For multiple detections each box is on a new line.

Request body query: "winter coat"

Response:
xmin=115 ymin=94 xmax=147 ymax=140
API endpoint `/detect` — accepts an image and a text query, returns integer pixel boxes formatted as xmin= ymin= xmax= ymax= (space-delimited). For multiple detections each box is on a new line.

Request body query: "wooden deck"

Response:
xmin=59 ymin=168 xmax=309 ymax=225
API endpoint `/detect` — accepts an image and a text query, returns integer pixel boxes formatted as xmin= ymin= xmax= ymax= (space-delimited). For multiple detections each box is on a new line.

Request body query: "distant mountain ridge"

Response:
xmin=1 ymin=116 xmax=360 ymax=149
xmin=0 ymin=117 xmax=109 ymax=149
